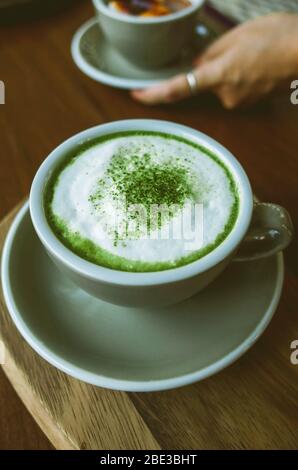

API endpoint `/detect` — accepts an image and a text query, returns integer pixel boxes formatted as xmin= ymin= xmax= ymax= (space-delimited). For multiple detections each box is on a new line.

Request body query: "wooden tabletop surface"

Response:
xmin=0 ymin=0 xmax=297 ymax=450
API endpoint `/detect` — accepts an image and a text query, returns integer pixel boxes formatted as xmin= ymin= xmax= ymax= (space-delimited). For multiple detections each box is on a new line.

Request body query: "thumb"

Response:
xmin=131 ymin=60 xmax=224 ymax=105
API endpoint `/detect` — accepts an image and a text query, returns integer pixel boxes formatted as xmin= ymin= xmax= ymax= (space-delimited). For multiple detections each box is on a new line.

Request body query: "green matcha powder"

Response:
xmin=44 ymin=131 xmax=239 ymax=272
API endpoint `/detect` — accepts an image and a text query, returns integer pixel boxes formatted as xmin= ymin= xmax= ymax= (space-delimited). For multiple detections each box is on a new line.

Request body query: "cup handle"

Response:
xmin=234 ymin=202 xmax=294 ymax=262
xmin=193 ymin=18 xmax=218 ymax=48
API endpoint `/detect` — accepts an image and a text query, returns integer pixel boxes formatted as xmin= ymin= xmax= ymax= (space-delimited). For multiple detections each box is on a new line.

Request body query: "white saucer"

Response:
xmin=71 ymin=18 xmax=211 ymax=89
xmin=1 ymin=202 xmax=284 ymax=392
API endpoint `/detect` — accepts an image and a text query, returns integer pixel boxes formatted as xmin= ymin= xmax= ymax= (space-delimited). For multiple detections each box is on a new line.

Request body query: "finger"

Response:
xmin=215 ymin=79 xmax=275 ymax=109
xmin=193 ymin=43 xmax=225 ymax=66
xmin=195 ymin=60 xmax=225 ymax=89
xmin=193 ymin=26 xmax=243 ymax=66
xmin=131 ymin=61 xmax=224 ymax=105
xmin=131 ymin=74 xmax=190 ymax=105
xmin=214 ymin=84 xmax=245 ymax=109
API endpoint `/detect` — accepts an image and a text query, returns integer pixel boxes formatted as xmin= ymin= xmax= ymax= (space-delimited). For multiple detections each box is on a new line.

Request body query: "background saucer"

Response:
xmin=71 ymin=18 xmax=211 ymax=89
xmin=2 ymin=203 xmax=284 ymax=391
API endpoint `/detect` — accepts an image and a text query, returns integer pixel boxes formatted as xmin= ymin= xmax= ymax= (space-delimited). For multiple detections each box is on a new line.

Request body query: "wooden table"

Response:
xmin=0 ymin=0 xmax=297 ymax=450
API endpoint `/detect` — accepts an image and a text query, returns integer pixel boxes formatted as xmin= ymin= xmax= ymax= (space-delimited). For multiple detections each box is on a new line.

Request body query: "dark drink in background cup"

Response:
xmin=108 ymin=0 xmax=192 ymax=17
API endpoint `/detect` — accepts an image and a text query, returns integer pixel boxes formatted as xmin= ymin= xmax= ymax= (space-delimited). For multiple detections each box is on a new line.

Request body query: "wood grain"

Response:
xmin=0 ymin=209 xmax=160 ymax=451
xmin=0 ymin=0 xmax=298 ymax=450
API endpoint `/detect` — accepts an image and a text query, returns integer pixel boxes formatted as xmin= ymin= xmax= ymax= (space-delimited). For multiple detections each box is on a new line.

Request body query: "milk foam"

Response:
xmin=49 ymin=133 xmax=238 ymax=268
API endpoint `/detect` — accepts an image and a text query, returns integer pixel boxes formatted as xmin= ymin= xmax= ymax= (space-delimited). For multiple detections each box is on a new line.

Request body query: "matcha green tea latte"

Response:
xmin=44 ymin=131 xmax=239 ymax=272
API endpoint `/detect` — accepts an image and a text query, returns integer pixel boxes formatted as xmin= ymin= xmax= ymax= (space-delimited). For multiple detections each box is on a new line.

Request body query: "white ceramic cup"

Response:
xmin=92 ymin=0 xmax=205 ymax=68
xmin=30 ymin=120 xmax=293 ymax=307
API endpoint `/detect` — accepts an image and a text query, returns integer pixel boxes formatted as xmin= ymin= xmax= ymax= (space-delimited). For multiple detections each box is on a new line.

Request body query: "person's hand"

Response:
xmin=131 ymin=12 xmax=298 ymax=108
